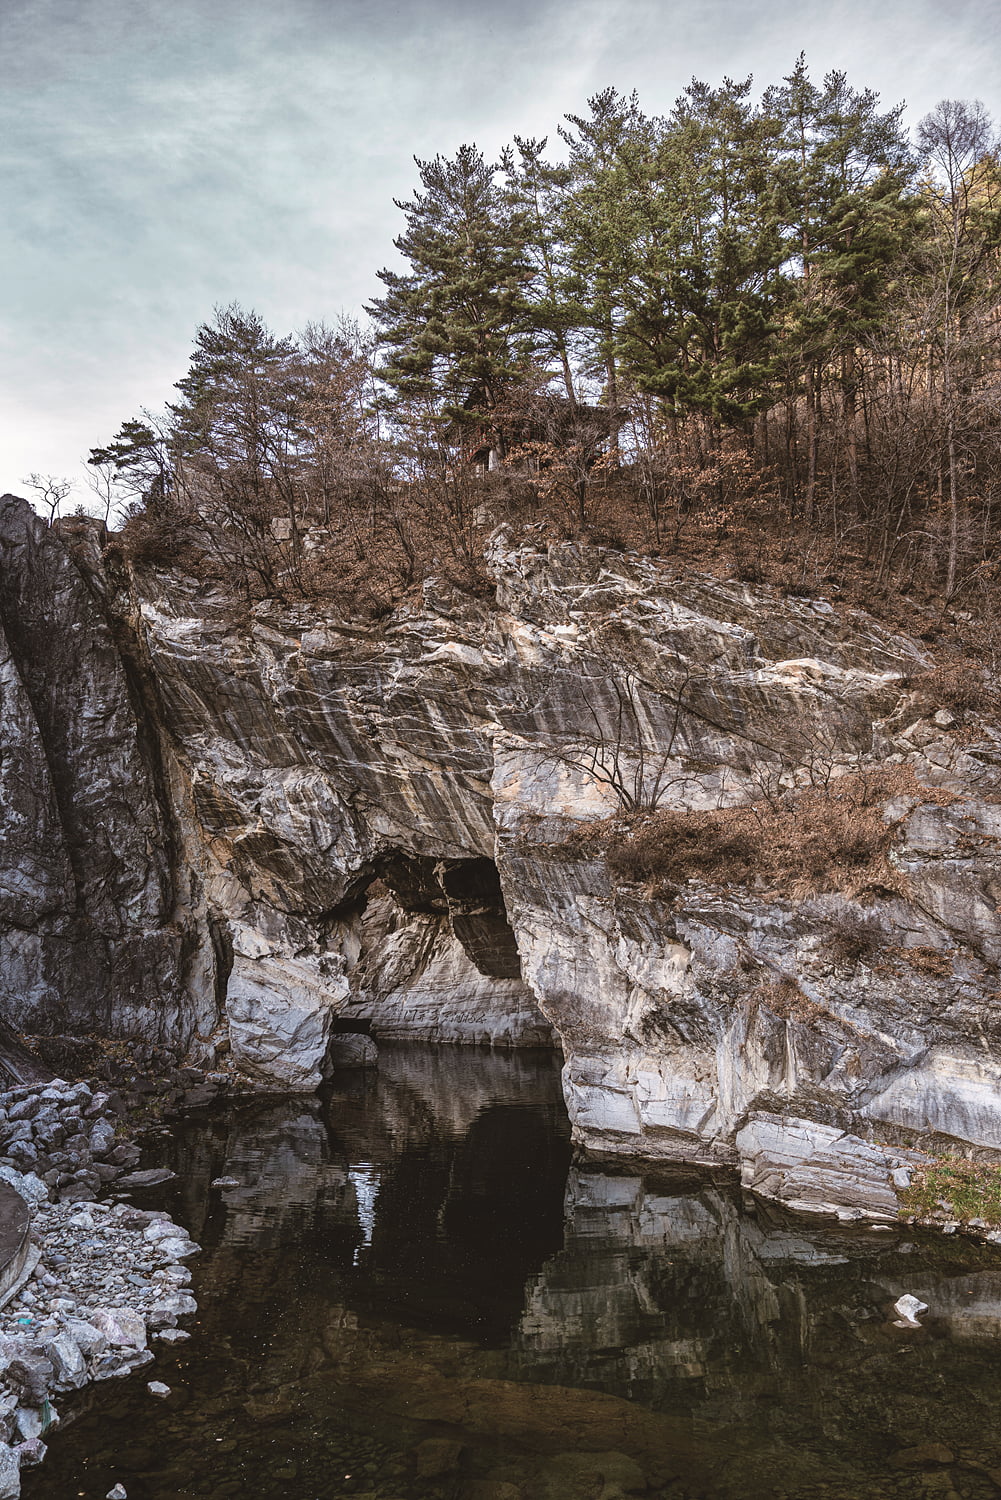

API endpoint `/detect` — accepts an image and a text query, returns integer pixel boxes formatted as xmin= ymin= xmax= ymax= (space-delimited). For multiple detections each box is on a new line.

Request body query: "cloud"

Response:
xmin=1 ymin=0 xmax=998 ymax=497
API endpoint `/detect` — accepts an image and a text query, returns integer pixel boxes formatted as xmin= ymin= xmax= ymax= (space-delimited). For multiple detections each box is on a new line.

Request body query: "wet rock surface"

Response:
xmin=0 ymin=1070 xmax=233 ymax=1205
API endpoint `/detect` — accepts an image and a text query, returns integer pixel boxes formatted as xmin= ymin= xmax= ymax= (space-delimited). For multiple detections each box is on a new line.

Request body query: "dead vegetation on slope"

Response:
xmin=575 ymin=766 xmax=958 ymax=900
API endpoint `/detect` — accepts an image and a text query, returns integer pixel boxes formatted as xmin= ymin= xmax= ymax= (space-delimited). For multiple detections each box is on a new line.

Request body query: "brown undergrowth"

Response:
xmin=752 ymin=976 xmax=823 ymax=1022
xmin=103 ymin=455 xmax=1001 ymax=663
xmin=575 ymin=765 xmax=958 ymax=900
xmin=880 ymin=944 xmax=956 ymax=978
xmin=908 ymin=662 xmax=991 ymax=713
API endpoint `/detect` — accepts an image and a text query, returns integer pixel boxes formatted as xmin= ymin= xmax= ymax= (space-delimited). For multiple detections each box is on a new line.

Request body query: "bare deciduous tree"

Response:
xmin=21 ymin=473 xmax=72 ymax=526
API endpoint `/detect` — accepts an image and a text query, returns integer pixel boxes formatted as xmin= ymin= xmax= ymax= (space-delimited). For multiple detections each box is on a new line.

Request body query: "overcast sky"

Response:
xmin=2 ymin=0 xmax=998 ymax=506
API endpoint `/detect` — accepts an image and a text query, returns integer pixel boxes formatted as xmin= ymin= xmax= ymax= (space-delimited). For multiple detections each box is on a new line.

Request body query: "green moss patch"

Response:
xmin=899 ymin=1157 xmax=1001 ymax=1227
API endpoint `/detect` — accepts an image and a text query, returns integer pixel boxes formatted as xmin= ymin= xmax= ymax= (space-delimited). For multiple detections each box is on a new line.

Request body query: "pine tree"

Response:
xmin=763 ymin=57 xmax=914 ymax=504
xmin=617 ymin=77 xmax=786 ymax=431
xmin=558 ymin=89 xmax=657 ymax=415
xmin=168 ymin=304 xmax=304 ymax=483
xmin=367 ymin=145 xmax=536 ymax=431
xmin=501 ymin=135 xmax=579 ymax=401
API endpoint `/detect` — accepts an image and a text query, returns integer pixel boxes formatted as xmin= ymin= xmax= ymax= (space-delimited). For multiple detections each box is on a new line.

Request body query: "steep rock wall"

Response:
xmin=125 ymin=529 xmax=1001 ymax=1215
xmin=119 ymin=534 xmax=1001 ymax=1200
xmin=0 ymin=497 xmax=216 ymax=1050
xmin=5 ymin=498 xmax=1001 ymax=1218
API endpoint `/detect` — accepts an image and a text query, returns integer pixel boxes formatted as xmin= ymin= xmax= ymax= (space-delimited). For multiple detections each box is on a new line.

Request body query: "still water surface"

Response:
xmin=22 ymin=1045 xmax=1001 ymax=1500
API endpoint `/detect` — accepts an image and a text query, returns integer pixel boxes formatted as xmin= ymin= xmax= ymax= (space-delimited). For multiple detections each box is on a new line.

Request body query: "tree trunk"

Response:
xmin=945 ymin=411 xmax=959 ymax=600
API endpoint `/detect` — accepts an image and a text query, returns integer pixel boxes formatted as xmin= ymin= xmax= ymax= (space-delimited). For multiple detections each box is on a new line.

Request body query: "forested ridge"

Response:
xmin=82 ymin=59 xmax=1001 ymax=657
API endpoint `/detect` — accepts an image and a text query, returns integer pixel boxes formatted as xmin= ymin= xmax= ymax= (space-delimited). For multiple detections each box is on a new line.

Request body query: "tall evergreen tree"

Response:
xmin=367 ymin=145 xmax=536 ymax=429
xmin=558 ymin=88 xmax=657 ymax=414
xmin=763 ymin=57 xmax=914 ymax=501
xmin=617 ymin=77 xmax=786 ymax=430
xmin=501 ymin=135 xmax=580 ymax=401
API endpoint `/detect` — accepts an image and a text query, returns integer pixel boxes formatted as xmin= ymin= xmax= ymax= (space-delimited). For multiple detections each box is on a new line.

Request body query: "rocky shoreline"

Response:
xmin=0 ymin=1077 xmax=203 ymax=1498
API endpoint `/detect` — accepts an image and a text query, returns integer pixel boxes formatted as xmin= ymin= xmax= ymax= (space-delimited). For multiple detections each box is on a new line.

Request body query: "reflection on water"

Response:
xmin=22 ymin=1044 xmax=1001 ymax=1500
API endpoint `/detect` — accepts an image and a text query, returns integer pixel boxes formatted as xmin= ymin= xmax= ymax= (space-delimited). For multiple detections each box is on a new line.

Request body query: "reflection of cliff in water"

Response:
xmin=514 ymin=1167 xmax=1001 ymax=1493
xmin=164 ymin=1042 xmax=573 ymax=1341
xmin=24 ymin=1044 xmax=1001 ymax=1499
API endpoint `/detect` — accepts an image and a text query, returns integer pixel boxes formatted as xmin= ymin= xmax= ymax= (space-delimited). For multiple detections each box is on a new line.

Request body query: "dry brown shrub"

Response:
xmin=883 ymin=944 xmax=955 ymax=978
xmin=910 ymin=662 xmax=989 ymax=713
xmin=825 ymin=910 xmax=885 ymax=965
xmin=116 ymin=506 xmax=197 ymax=569
xmin=602 ymin=766 xmax=953 ymax=899
xmin=754 ymin=976 xmax=819 ymax=1021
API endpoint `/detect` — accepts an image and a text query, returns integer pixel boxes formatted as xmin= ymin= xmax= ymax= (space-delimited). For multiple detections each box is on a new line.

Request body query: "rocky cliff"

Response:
xmin=3 ymin=493 xmax=1001 ymax=1218
xmin=0 ymin=498 xmax=215 ymax=1051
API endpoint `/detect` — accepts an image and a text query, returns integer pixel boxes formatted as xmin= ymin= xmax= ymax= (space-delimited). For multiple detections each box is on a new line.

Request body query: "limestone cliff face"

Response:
xmin=0 ymin=496 xmax=216 ymax=1049
xmin=4 ymin=496 xmax=1001 ymax=1217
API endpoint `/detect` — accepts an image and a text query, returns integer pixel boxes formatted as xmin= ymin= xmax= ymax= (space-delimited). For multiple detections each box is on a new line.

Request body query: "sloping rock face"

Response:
xmin=5 ymin=501 xmax=1001 ymax=1217
xmin=0 ymin=497 xmax=215 ymax=1050
xmin=124 ymin=529 xmax=1001 ymax=1215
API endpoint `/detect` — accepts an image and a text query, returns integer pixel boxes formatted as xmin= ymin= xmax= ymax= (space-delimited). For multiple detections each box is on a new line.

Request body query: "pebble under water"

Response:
xmin=20 ymin=1043 xmax=1001 ymax=1500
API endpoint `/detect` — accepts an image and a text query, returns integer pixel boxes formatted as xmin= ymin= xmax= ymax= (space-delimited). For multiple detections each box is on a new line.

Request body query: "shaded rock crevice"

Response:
xmin=375 ymin=852 xmax=522 ymax=980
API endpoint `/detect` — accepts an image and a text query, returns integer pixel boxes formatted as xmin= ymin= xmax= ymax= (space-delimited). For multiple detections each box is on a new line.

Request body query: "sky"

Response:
xmin=2 ymin=0 xmax=999 ymax=507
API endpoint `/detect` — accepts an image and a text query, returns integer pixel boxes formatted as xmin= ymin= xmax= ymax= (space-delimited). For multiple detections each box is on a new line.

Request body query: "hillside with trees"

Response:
xmin=87 ymin=59 xmax=1001 ymax=656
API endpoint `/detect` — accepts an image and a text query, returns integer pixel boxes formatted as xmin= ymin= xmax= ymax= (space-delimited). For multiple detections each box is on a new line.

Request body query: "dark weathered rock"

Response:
xmin=0 ymin=495 xmax=217 ymax=1050
xmin=5 ymin=1355 xmax=52 ymax=1406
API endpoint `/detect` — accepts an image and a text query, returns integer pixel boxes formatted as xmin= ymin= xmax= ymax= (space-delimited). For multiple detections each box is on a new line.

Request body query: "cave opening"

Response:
xmin=372 ymin=851 xmax=523 ymax=980
xmin=325 ymin=851 xmax=555 ymax=1053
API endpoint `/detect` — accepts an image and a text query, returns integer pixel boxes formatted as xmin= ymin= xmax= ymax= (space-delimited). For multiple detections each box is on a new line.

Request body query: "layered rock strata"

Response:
xmin=4 ymin=493 xmax=1001 ymax=1218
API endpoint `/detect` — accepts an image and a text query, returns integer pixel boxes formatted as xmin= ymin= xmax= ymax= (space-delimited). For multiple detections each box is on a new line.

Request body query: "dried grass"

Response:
xmin=598 ymin=766 xmax=956 ymax=900
xmin=909 ymin=662 xmax=990 ymax=714
xmin=882 ymin=944 xmax=956 ymax=978
xmin=753 ymin=976 xmax=820 ymax=1022
xmin=825 ymin=910 xmax=886 ymax=965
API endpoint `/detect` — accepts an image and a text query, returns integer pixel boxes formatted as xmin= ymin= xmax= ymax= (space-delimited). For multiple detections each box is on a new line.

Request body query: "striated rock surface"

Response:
xmin=0 ymin=497 xmax=216 ymax=1053
xmin=5 ymin=497 xmax=1001 ymax=1217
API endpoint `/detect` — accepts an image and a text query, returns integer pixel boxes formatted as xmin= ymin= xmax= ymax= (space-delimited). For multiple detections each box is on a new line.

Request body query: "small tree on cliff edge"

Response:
xmin=20 ymin=473 xmax=72 ymax=526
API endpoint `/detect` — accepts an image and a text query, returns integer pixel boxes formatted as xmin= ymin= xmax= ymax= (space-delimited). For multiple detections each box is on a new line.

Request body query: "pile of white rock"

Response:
xmin=0 ymin=1081 xmax=200 ymax=1498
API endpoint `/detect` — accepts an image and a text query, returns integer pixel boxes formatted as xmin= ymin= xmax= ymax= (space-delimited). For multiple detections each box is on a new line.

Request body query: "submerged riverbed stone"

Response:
xmin=114 ymin=1169 xmax=175 ymax=1190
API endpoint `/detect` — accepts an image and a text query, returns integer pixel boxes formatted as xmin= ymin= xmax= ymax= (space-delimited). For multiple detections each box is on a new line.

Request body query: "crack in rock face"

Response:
xmin=5 ymin=497 xmax=1001 ymax=1219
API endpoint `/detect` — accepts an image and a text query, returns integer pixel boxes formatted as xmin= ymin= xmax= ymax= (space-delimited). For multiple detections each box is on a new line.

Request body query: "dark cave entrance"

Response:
xmin=371 ymin=852 xmax=523 ymax=980
xmin=325 ymin=851 xmax=555 ymax=1055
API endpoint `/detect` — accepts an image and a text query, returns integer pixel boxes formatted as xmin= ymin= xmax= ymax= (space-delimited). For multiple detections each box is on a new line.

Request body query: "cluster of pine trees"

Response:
xmin=90 ymin=60 xmax=1001 ymax=634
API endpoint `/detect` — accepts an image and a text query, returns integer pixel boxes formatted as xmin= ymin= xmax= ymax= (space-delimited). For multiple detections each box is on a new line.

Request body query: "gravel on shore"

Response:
xmin=0 ymin=1078 xmax=201 ymax=1498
